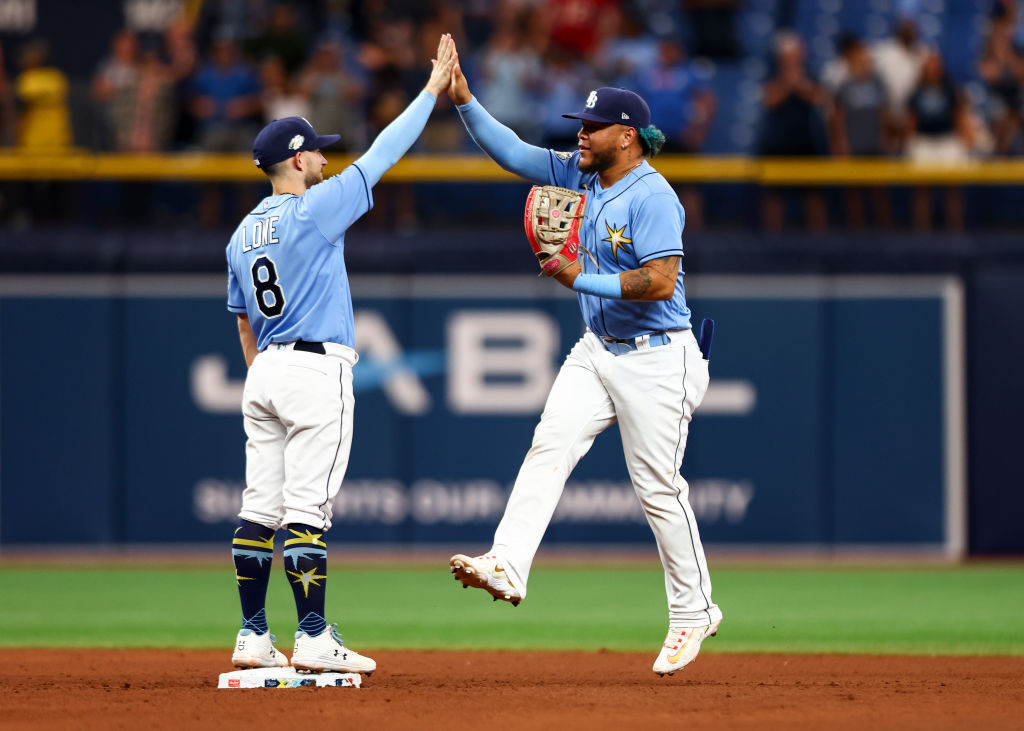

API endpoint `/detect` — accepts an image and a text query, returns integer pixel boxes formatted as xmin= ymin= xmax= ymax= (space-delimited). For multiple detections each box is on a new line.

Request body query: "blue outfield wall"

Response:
xmin=0 ymin=274 xmax=964 ymax=553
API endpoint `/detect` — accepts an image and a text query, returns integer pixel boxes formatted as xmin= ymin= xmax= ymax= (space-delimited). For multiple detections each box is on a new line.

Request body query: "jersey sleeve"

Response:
xmin=456 ymin=98 xmax=591 ymax=190
xmin=300 ymin=164 xmax=374 ymax=245
xmin=226 ymin=262 xmax=247 ymax=313
xmin=456 ymin=98 xmax=557 ymax=185
xmin=631 ymin=192 xmax=685 ymax=264
xmin=351 ymin=89 xmax=436 ymax=187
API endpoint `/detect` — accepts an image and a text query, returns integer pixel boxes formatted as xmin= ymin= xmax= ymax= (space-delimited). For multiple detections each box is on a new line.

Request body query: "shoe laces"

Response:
xmin=328 ymin=623 xmax=345 ymax=646
xmin=663 ymin=627 xmax=692 ymax=651
xmin=268 ymin=633 xmax=278 ymax=644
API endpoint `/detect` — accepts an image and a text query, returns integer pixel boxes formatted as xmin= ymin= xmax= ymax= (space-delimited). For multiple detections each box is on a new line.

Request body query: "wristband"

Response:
xmin=572 ymin=272 xmax=623 ymax=299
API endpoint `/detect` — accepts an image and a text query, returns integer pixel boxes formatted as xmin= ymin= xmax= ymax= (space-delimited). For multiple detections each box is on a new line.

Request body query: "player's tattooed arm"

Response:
xmin=620 ymin=256 xmax=680 ymax=300
xmin=237 ymin=314 xmax=258 ymax=367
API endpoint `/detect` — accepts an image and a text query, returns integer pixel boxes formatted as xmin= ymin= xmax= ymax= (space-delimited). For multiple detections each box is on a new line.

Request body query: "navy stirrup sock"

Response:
xmin=232 ymin=519 xmax=276 ymax=634
xmin=284 ymin=524 xmax=328 ymax=637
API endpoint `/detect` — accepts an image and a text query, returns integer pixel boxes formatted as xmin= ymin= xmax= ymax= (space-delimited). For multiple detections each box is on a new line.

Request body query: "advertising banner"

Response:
xmin=0 ymin=274 xmax=964 ymax=553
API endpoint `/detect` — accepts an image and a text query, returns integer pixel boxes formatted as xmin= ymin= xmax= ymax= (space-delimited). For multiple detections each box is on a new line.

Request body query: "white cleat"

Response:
xmin=652 ymin=619 xmax=721 ymax=676
xmin=291 ymin=624 xmax=376 ymax=675
xmin=231 ymin=629 xmax=289 ymax=669
xmin=449 ymin=553 xmax=522 ymax=606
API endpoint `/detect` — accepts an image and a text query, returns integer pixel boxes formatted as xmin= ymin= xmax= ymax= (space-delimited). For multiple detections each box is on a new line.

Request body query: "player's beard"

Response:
xmin=304 ymin=169 xmax=323 ymax=188
xmin=578 ymin=146 xmax=616 ymax=174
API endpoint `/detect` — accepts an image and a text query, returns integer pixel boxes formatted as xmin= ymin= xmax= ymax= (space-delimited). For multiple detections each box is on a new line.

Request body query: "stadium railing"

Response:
xmin=1 ymin=153 xmax=1023 ymax=184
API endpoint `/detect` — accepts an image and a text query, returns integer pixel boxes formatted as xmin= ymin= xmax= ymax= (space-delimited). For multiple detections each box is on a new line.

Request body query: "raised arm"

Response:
xmin=448 ymin=48 xmax=553 ymax=185
xmin=351 ymin=34 xmax=456 ymax=186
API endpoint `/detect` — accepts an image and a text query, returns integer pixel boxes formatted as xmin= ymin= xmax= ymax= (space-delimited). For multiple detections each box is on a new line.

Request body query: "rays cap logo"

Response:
xmin=563 ymin=87 xmax=650 ymax=129
xmin=252 ymin=117 xmax=341 ymax=168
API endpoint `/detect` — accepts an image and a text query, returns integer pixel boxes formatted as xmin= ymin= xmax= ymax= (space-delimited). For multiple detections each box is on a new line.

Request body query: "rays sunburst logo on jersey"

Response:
xmin=602 ymin=222 xmax=632 ymax=262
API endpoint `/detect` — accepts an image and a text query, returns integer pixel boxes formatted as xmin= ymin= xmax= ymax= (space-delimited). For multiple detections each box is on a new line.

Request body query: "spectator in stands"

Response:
xmin=190 ymin=34 xmax=261 ymax=151
xmin=630 ymin=37 xmax=716 ymax=229
xmin=14 ymin=39 xmax=72 ymax=150
xmin=109 ymin=44 xmax=176 ymax=152
xmin=978 ymin=4 xmax=1024 ymax=155
xmin=259 ymin=55 xmax=311 ymax=124
xmin=682 ymin=0 xmax=740 ymax=59
xmin=990 ymin=0 xmax=1024 ymax=47
xmin=246 ymin=3 xmax=308 ymax=76
xmin=820 ymin=32 xmax=861 ymax=95
xmin=757 ymin=32 xmax=827 ymax=231
xmin=360 ymin=17 xmax=424 ymax=105
xmin=298 ymin=36 xmax=367 ymax=151
xmin=871 ymin=16 xmax=928 ymax=151
xmin=92 ymin=29 xmax=141 ymax=150
xmin=163 ymin=15 xmax=200 ymax=150
xmin=538 ymin=45 xmax=594 ymax=150
xmin=594 ymin=11 xmax=660 ymax=84
xmin=360 ymin=17 xmax=423 ymax=230
xmin=906 ymin=49 xmax=971 ymax=230
xmin=828 ymin=37 xmax=893 ymax=228
xmin=420 ymin=0 xmax=469 ymax=63
xmin=195 ymin=0 xmax=270 ymax=54
xmin=190 ymin=33 xmax=261 ymax=226
xmin=631 ymin=39 xmax=715 ymax=153
xmin=543 ymin=0 xmax=621 ymax=61
xmin=475 ymin=9 xmax=544 ymax=142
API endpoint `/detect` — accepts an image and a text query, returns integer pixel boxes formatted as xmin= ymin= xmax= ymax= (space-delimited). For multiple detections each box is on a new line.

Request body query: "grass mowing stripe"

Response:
xmin=1 ymin=566 xmax=1022 ymax=654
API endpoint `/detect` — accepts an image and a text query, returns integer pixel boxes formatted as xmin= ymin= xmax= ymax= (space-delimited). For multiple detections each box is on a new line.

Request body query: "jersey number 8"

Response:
xmin=251 ymin=256 xmax=285 ymax=318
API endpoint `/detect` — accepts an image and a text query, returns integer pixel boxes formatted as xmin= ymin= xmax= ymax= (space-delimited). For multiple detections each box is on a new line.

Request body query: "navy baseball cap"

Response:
xmin=252 ymin=117 xmax=341 ymax=169
xmin=562 ymin=87 xmax=651 ymax=129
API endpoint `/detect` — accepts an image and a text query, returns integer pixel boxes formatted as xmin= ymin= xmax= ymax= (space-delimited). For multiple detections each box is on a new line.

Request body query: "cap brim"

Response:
xmin=314 ymin=133 xmax=342 ymax=149
xmin=561 ymin=112 xmax=619 ymax=123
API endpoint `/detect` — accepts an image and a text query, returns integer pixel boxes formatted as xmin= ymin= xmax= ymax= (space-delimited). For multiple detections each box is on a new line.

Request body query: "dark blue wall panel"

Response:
xmin=968 ymin=268 xmax=1024 ymax=554
xmin=0 ymin=277 xmax=958 ymax=551
xmin=1 ymin=299 xmax=116 ymax=542
xmin=831 ymin=299 xmax=945 ymax=543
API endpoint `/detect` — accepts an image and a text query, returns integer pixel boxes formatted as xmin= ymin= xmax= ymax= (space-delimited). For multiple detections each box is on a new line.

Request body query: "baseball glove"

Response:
xmin=523 ymin=185 xmax=587 ymax=276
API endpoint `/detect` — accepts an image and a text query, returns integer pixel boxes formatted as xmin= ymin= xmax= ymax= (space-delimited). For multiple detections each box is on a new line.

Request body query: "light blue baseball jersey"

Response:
xmin=226 ymin=165 xmax=371 ymax=351
xmin=457 ymin=98 xmax=691 ymax=338
xmin=227 ymin=89 xmax=439 ymax=351
xmin=547 ymin=152 xmax=690 ymax=338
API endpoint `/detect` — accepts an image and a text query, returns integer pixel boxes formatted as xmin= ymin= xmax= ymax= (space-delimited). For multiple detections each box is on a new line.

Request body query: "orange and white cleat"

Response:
xmin=652 ymin=619 xmax=721 ymax=676
xmin=449 ymin=553 xmax=522 ymax=606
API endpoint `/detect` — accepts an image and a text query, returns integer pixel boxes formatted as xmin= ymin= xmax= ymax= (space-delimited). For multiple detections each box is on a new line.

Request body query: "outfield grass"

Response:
xmin=1 ymin=564 xmax=1022 ymax=655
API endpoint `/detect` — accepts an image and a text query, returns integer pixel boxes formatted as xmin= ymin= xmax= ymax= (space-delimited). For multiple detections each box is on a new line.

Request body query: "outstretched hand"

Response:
xmin=447 ymin=41 xmax=471 ymax=105
xmin=424 ymin=34 xmax=456 ymax=98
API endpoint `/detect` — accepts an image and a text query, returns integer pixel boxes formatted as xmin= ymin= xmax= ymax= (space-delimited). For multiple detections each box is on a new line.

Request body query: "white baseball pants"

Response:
xmin=238 ymin=342 xmax=357 ymax=531
xmin=492 ymin=328 xmax=722 ymax=626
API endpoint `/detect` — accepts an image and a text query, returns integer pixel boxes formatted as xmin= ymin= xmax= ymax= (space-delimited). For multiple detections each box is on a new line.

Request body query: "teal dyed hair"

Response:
xmin=637 ymin=125 xmax=666 ymax=157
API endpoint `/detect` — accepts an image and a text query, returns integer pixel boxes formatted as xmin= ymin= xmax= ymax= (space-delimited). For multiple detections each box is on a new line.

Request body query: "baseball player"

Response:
xmin=227 ymin=34 xmax=456 ymax=674
xmin=444 ymin=48 xmax=722 ymax=676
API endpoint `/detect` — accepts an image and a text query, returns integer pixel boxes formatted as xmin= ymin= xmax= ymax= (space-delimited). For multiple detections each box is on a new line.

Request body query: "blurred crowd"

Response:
xmin=0 ymin=0 xmax=1022 ymax=159
xmin=0 ymin=0 xmax=1023 ymax=231
xmin=0 ymin=0 xmax=777 ymax=156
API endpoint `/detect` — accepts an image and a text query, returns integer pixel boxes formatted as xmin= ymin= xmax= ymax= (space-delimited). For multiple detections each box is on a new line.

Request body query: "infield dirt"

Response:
xmin=2 ymin=649 xmax=1022 ymax=730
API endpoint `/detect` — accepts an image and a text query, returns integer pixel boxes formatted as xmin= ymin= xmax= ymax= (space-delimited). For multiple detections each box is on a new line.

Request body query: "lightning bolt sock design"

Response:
xmin=284 ymin=523 xmax=328 ymax=637
xmin=232 ymin=519 xmax=276 ymax=635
